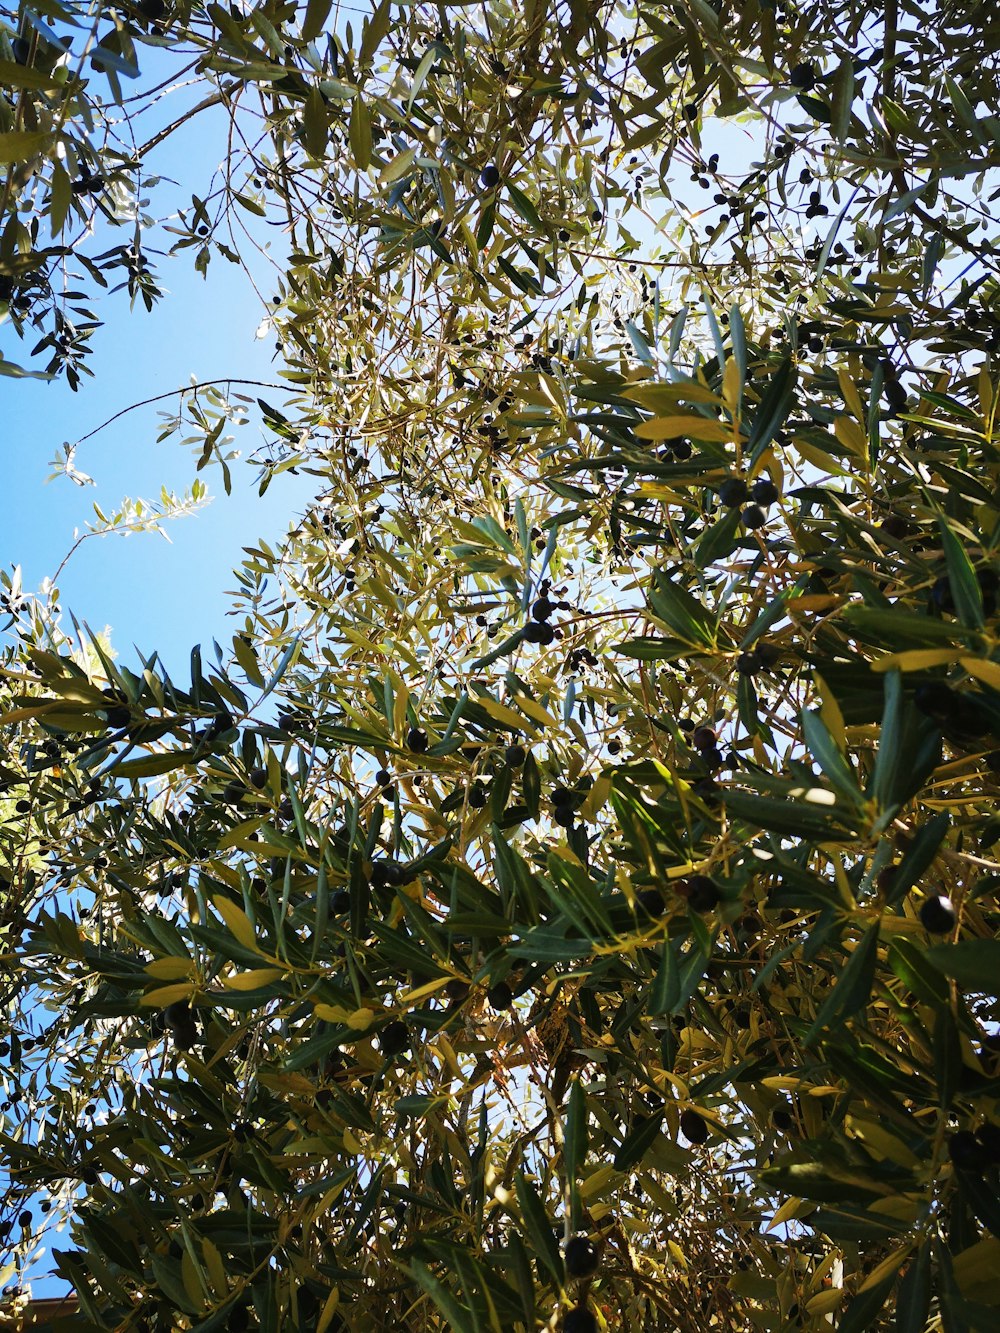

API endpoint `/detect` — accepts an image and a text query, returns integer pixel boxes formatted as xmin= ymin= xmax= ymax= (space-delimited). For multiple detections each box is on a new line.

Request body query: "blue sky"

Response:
xmin=2 ymin=91 xmax=316 ymax=682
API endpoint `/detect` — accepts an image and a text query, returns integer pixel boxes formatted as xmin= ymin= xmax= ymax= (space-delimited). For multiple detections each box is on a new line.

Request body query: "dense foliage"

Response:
xmin=4 ymin=1 xmax=1000 ymax=1329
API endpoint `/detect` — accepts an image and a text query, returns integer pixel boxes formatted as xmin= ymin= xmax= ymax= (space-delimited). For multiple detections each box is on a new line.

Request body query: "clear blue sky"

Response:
xmin=2 ymin=91 xmax=316 ymax=681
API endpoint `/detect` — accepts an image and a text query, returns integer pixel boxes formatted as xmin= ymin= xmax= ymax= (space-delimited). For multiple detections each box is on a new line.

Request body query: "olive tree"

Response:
xmin=3 ymin=1 xmax=1000 ymax=1330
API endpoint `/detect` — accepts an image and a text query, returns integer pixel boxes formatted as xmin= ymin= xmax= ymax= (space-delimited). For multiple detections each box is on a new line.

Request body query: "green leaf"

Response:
xmin=957 ymin=1171 xmax=1000 ymax=1241
xmin=933 ymin=1006 xmax=963 ymax=1108
xmin=301 ymin=0 xmax=333 ymax=42
xmin=521 ymin=750 xmax=540 ymax=822
xmin=303 ymin=85 xmax=328 ymax=158
xmin=831 ymin=52 xmax=856 ymax=142
xmin=896 ymin=1244 xmax=931 ymax=1333
xmin=0 ymin=130 xmax=51 ymax=163
xmin=513 ymin=1172 xmax=562 ymax=1284
xmin=564 ymin=1079 xmax=588 ymax=1186
xmin=804 ymin=923 xmax=880 ymax=1046
xmin=722 ymin=788 xmax=856 ymax=841
xmin=747 ymin=357 xmax=796 ymax=464
xmin=729 ymin=304 xmax=747 ymax=385
xmin=613 ymin=635 xmax=689 ymax=660
xmin=406 ymin=45 xmax=438 ymax=112
xmin=648 ymin=570 xmax=717 ymax=647
xmin=0 ymin=59 xmax=62 ymax=90
xmin=837 ymin=1266 xmax=899 ymax=1333
xmin=926 ymin=941 xmax=1000 ymax=996
xmin=939 ymin=518 xmax=985 ymax=630
xmin=613 ymin=1109 xmax=664 ymax=1172
xmin=801 ymin=708 xmax=862 ymax=806
xmin=868 ymin=672 xmax=942 ymax=829
xmin=888 ymin=938 xmax=951 ymax=1008
xmin=409 ymin=1259 xmax=473 ymax=1330
xmin=885 ymin=812 xmax=950 ymax=905
xmin=506 ymin=183 xmax=544 ymax=232
xmin=694 ymin=505 xmax=741 ymax=570
xmin=844 ymin=604 xmax=971 ymax=646
xmin=109 ymin=750 xmax=192 ymax=778
xmin=649 ymin=940 xmax=679 ymax=1016
xmin=349 ymin=95 xmax=373 ymax=170
xmin=945 ymin=75 xmax=989 ymax=146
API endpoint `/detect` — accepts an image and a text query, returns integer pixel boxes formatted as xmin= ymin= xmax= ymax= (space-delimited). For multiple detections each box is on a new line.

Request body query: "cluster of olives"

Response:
xmin=524 ymin=584 xmax=570 ymax=646
xmin=163 ymin=1000 xmax=198 ymax=1052
xmin=675 ymin=875 xmax=721 ymax=914
xmin=690 ymin=724 xmax=727 ymax=772
xmin=660 ymin=434 xmax=693 ymax=460
xmin=717 ymin=474 xmax=779 ymax=531
xmin=551 ymin=785 xmax=583 ymax=828
xmin=735 ymin=641 xmax=780 ymax=678
xmin=560 ymin=1233 xmax=601 ymax=1331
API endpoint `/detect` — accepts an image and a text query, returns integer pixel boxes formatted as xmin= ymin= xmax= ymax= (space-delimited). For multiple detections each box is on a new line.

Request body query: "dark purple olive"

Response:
xmin=686 ymin=875 xmax=720 ymax=913
xmin=523 ymin=622 xmax=555 ymax=645
xmin=564 ymin=1234 xmax=599 ymax=1278
xmin=563 ymin=1307 xmax=598 ymax=1333
xmin=718 ymin=477 xmax=749 ymax=507
xmin=751 ymin=478 xmax=779 ymax=506
xmin=919 ymin=894 xmax=955 ymax=934
xmin=789 ymin=61 xmax=816 ymax=89
xmin=680 ymin=1108 xmax=709 ymax=1145
xmin=379 ymin=1021 xmax=410 ymax=1056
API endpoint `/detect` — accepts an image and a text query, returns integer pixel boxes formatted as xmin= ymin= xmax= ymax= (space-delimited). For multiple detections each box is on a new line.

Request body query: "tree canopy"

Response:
xmin=4 ymin=1 xmax=1000 ymax=1330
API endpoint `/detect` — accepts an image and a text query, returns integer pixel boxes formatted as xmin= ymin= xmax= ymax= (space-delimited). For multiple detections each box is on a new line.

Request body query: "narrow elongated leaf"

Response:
xmin=614 ymin=1109 xmax=664 ymax=1172
xmin=513 ymin=1173 xmax=562 ymax=1284
xmin=885 ymin=812 xmax=950 ymax=905
xmin=564 ymin=1079 xmax=588 ymax=1184
xmin=896 ymin=1244 xmax=931 ymax=1333
xmin=939 ymin=518 xmax=985 ymax=629
xmin=805 ymin=924 xmax=880 ymax=1046
xmin=837 ymin=1266 xmax=899 ymax=1333
xmin=801 ymin=708 xmax=862 ymax=805
xmin=649 ymin=571 xmax=717 ymax=647
xmin=747 ymin=358 xmax=796 ymax=464
xmin=926 ymin=941 xmax=1000 ymax=995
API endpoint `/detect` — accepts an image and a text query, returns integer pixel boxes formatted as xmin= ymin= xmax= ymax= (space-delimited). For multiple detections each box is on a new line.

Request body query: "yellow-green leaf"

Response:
xmin=213 ymin=895 xmax=259 ymax=952
xmin=871 ymin=649 xmax=960 ymax=672
xmin=140 ymin=983 xmax=196 ymax=1008
xmin=838 ymin=367 xmax=866 ymax=422
xmin=202 ymin=1239 xmax=227 ymax=1299
xmin=621 ymin=381 xmax=723 ymax=411
xmin=634 ymin=414 xmax=736 ymax=443
xmin=960 ymin=657 xmax=1000 ymax=692
xmin=317 ymin=1287 xmax=341 ymax=1333
xmin=145 ymin=957 xmax=195 ymax=980
xmin=475 ymin=694 xmax=538 ymax=736
xmin=350 ymin=95 xmax=372 ymax=171
xmin=379 ymin=146 xmax=418 ymax=186
xmin=806 ymin=1288 xmax=844 ymax=1316
xmin=0 ymin=130 xmax=51 ymax=163
xmin=223 ymin=967 xmax=285 ymax=989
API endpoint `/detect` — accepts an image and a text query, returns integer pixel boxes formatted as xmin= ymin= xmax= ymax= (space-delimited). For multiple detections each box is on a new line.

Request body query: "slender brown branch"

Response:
xmin=72 ymin=377 xmax=287 ymax=446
